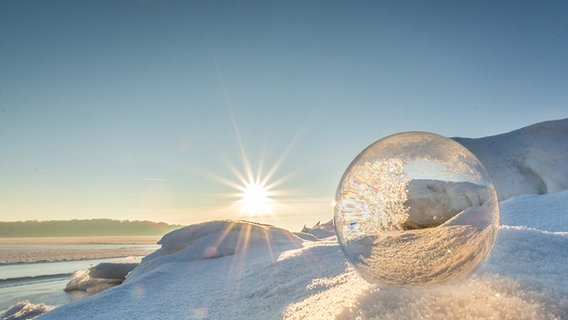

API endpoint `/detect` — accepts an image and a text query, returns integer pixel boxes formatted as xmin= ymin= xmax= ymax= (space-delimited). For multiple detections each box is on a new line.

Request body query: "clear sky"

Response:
xmin=1 ymin=0 xmax=567 ymax=231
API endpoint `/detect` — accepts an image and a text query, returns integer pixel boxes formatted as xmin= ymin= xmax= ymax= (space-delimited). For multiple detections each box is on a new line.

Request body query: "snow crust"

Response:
xmin=454 ymin=118 xmax=568 ymax=200
xmin=16 ymin=119 xmax=568 ymax=319
xmin=300 ymin=220 xmax=335 ymax=239
xmin=36 ymin=189 xmax=568 ymax=319
xmin=404 ymin=179 xmax=493 ymax=229
xmin=126 ymin=220 xmax=303 ymax=279
xmin=0 ymin=301 xmax=53 ymax=320
xmin=64 ymin=260 xmax=139 ymax=293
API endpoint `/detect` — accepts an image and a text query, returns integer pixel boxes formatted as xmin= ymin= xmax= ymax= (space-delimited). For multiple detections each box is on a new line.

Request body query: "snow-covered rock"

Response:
xmin=64 ymin=261 xmax=139 ymax=293
xmin=1 ymin=301 xmax=53 ymax=320
xmin=300 ymin=220 xmax=335 ymax=239
xmin=454 ymin=118 xmax=568 ymax=200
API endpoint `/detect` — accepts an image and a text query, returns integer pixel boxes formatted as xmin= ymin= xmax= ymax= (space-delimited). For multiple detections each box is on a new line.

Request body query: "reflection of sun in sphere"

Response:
xmin=334 ymin=132 xmax=499 ymax=287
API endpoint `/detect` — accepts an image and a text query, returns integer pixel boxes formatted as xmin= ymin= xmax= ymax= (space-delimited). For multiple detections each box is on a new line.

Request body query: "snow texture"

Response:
xmin=454 ymin=118 xmax=568 ymax=200
xmin=0 ymin=301 xmax=53 ymax=320
xmin=300 ymin=220 xmax=335 ymax=239
xmin=404 ymin=179 xmax=493 ymax=229
xmin=12 ymin=118 xmax=568 ymax=319
xmin=36 ymin=189 xmax=568 ymax=319
xmin=64 ymin=260 xmax=139 ymax=293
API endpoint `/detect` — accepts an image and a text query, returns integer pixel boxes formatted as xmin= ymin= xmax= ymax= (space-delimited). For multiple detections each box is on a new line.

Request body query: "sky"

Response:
xmin=1 ymin=0 xmax=567 ymax=231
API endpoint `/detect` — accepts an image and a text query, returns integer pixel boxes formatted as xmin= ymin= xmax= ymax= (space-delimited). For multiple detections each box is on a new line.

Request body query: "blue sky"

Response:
xmin=1 ymin=0 xmax=567 ymax=230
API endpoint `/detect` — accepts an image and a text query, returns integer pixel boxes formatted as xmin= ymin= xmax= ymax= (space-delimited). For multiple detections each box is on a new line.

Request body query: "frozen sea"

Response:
xmin=0 ymin=237 xmax=159 ymax=311
xmin=32 ymin=191 xmax=568 ymax=320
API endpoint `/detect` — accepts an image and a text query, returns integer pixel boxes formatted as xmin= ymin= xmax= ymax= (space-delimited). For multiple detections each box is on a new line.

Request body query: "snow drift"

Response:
xmin=12 ymin=118 xmax=567 ymax=319
xmin=36 ymin=188 xmax=568 ymax=319
xmin=126 ymin=220 xmax=304 ymax=279
xmin=454 ymin=118 xmax=568 ymax=200
xmin=64 ymin=260 xmax=139 ymax=293
xmin=0 ymin=301 xmax=53 ymax=320
xmin=300 ymin=220 xmax=335 ymax=239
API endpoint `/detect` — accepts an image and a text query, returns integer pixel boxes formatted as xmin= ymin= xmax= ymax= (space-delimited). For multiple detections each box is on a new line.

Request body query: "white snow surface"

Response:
xmin=14 ymin=119 xmax=567 ymax=319
xmin=64 ymin=259 xmax=140 ymax=293
xmin=454 ymin=118 xmax=568 ymax=200
xmin=0 ymin=301 xmax=53 ymax=320
xmin=35 ymin=190 xmax=568 ymax=320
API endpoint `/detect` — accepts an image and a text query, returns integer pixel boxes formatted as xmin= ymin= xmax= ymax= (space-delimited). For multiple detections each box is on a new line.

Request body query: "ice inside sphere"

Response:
xmin=333 ymin=132 xmax=499 ymax=287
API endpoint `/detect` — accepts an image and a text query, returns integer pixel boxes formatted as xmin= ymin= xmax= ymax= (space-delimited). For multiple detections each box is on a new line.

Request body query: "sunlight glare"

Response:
xmin=213 ymin=62 xmax=305 ymax=221
xmin=239 ymin=181 xmax=272 ymax=216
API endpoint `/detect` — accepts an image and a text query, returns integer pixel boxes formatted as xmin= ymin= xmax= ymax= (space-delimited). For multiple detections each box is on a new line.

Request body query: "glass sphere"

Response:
xmin=333 ymin=132 xmax=499 ymax=287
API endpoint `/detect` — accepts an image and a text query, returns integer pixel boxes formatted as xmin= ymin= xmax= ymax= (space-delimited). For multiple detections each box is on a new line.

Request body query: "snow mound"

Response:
xmin=126 ymin=220 xmax=303 ymax=280
xmin=157 ymin=220 xmax=300 ymax=255
xmin=454 ymin=118 xmax=568 ymax=200
xmin=35 ymin=119 xmax=568 ymax=319
xmin=285 ymin=191 xmax=568 ymax=319
xmin=42 ymin=191 xmax=568 ymax=320
xmin=38 ymin=191 xmax=568 ymax=319
xmin=1 ymin=301 xmax=53 ymax=320
xmin=299 ymin=220 xmax=335 ymax=239
xmin=39 ymin=220 xmax=335 ymax=320
xmin=65 ymin=260 xmax=139 ymax=293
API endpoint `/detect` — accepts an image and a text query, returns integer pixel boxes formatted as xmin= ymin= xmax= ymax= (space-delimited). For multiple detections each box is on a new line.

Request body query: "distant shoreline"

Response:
xmin=0 ymin=219 xmax=182 ymax=238
xmin=0 ymin=236 xmax=161 ymax=245
xmin=0 ymin=236 xmax=159 ymax=264
xmin=0 ymin=249 xmax=153 ymax=265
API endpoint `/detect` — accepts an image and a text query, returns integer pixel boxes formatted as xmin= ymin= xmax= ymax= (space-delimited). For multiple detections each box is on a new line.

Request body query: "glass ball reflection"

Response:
xmin=333 ymin=132 xmax=499 ymax=287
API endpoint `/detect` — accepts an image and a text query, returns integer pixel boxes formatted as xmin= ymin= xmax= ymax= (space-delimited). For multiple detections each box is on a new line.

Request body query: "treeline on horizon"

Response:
xmin=0 ymin=219 xmax=183 ymax=237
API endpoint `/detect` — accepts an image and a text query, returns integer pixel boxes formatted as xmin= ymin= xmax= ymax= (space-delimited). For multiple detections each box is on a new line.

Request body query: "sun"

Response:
xmin=239 ymin=181 xmax=272 ymax=216
xmin=209 ymin=155 xmax=288 ymax=219
xmin=210 ymin=65 xmax=301 ymax=219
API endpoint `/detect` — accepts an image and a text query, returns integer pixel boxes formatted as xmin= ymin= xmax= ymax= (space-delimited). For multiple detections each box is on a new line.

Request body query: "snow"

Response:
xmin=5 ymin=118 xmax=568 ymax=319
xmin=0 ymin=301 xmax=53 ymax=320
xmin=499 ymin=191 xmax=568 ymax=232
xmin=404 ymin=179 xmax=493 ymax=229
xmin=64 ymin=259 xmax=139 ymax=293
xmin=34 ymin=189 xmax=568 ymax=319
xmin=454 ymin=118 xmax=568 ymax=200
xmin=300 ymin=220 xmax=335 ymax=239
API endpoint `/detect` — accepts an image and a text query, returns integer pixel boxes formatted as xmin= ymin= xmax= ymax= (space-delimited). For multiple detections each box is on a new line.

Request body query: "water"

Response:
xmin=0 ymin=243 xmax=157 ymax=250
xmin=0 ymin=238 xmax=159 ymax=311
xmin=0 ymin=259 xmax=122 ymax=311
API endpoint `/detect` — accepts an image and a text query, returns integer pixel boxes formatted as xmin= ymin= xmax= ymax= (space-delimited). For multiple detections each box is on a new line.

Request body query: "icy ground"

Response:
xmin=28 ymin=189 xmax=568 ymax=320
xmin=3 ymin=118 xmax=567 ymax=319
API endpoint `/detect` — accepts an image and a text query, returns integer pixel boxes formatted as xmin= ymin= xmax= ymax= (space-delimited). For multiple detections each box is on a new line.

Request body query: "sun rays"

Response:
xmin=239 ymin=181 xmax=272 ymax=216
xmin=213 ymin=61 xmax=304 ymax=220
xmin=214 ymin=153 xmax=292 ymax=219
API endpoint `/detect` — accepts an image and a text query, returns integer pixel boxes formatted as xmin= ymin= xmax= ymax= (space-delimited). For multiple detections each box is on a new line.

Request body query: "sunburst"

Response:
xmin=238 ymin=180 xmax=272 ymax=216
xmin=213 ymin=62 xmax=303 ymax=219
xmin=221 ymin=154 xmax=289 ymax=218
